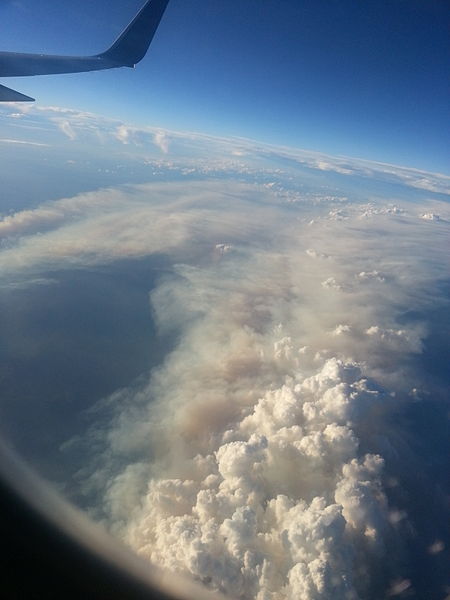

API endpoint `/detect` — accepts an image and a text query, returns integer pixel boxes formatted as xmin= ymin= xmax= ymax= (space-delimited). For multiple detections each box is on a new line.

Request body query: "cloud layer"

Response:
xmin=1 ymin=119 xmax=449 ymax=598
xmin=1 ymin=103 xmax=450 ymax=197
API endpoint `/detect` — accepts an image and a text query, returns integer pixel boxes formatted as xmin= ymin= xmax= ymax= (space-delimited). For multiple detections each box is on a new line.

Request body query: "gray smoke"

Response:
xmin=1 ymin=179 xmax=449 ymax=599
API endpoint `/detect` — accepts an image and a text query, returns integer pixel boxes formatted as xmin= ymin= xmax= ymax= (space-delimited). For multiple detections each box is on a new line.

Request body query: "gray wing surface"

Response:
xmin=0 ymin=0 xmax=169 ymax=101
xmin=0 ymin=84 xmax=34 ymax=102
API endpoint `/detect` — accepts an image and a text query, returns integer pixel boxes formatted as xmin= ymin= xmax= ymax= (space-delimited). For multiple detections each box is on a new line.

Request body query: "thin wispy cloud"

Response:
xmin=0 ymin=137 xmax=49 ymax=147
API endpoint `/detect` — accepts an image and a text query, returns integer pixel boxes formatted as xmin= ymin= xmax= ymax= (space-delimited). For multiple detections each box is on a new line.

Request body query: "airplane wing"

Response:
xmin=0 ymin=0 xmax=169 ymax=101
xmin=0 ymin=84 xmax=34 ymax=102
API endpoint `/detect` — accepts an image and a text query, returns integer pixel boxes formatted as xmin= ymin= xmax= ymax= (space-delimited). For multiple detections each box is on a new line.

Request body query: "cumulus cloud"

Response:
xmin=56 ymin=119 xmax=77 ymax=140
xmin=332 ymin=324 xmax=351 ymax=336
xmin=306 ymin=248 xmax=328 ymax=260
xmin=115 ymin=124 xmax=131 ymax=144
xmin=357 ymin=271 xmax=385 ymax=283
xmin=420 ymin=213 xmax=440 ymax=221
xmin=321 ymin=277 xmax=342 ymax=290
xmin=153 ymin=130 xmax=170 ymax=154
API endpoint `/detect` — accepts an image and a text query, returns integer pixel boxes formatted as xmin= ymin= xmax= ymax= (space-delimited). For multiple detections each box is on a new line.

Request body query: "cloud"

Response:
xmin=0 ymin=138 xmax=49 ymax=147
xmin=6 ymin=179 xmax=441 ymax=597
xmin=357 ymin=271 xmax=385 ymax=283
xmin=427 ymin=540 xmax=445 ymax=555
xmin=0 ymin=182 xmax=280 ymax=280
xmin=115 ymin=125 xmax=132 ymax=144
xmin=153 ymin=130 xmax=170 ymax=154
xmin=2 ymin=103 xmax=449 ymax=196
xmin=387 ymin=579 xmax=411 ymax=596
xmin=259 ymin=146 xmax=450 ymax=196
xmin=0 ymin=188 xmax=124 ymax=237
xmin=55 ymin=120 xmax=77 ymax=140
xmin=81 ymin=247 xmax=408 ymax=598
xmin=314 ymin=160 xmax=354 ymax=175
xmin=420 ymin=212 xmax=440 ymax=221
xmin=321 ymin=276 xmax=342 ymax=290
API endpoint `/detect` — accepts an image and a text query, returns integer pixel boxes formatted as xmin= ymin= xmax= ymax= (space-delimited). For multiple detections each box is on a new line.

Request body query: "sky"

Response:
xmin=0 ymin=0 xmax=449 ymax=173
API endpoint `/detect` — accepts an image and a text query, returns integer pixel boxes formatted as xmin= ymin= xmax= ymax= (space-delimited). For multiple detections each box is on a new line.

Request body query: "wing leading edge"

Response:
xmin=0 ymin=0 xmax=169 ymax=101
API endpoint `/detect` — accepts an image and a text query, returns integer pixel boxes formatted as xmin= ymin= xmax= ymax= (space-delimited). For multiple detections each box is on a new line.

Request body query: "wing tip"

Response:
xmin=0 ymin=84 xmax=35 ymax=102
xmin=98 ymin=0 xmax=170 ymax=66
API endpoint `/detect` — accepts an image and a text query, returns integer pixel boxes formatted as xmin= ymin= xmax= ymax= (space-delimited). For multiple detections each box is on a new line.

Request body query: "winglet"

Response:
xmin=98 ymin=0 xmax=170 ymax=67
xmin=0 ymin=84 xmax=35 ymax=102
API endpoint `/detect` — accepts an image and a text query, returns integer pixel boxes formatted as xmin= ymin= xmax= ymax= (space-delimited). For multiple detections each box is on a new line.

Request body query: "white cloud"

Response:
xmin=2 ymin=103 xmax=449 ymax=196
xmin=314 ymin=160 xmax=353 ymax=175
xmin=115 ymin=124 xmax=131 ymax=144
xmin=55 ymin=119 xmax=77 ymax=140
xmin=420 ymin=212 xmax=440 ymax=221
xmin=357 ymin=270 xmax=385 ymax=283
xmin=365 ymin=325 xmax=423 ymax=353
xmin=0 ymin=138 xmax=49 ymax=147
xmin=332 ymin=324 xmax=351 ymax=336
xmin=306 ymin=248 xmax=328 ymax=259
xmin=321 ymin=277 xmax=342 ymax=290
xmin=153 ymin=130 xmax=170 ymax=154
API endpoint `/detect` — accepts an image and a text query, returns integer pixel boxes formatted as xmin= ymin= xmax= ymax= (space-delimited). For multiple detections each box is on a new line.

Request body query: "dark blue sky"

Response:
xmin=1 ymin=0 xmax=449 ymax=172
